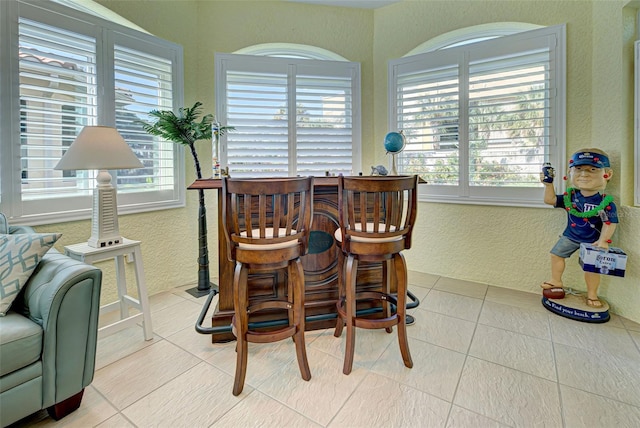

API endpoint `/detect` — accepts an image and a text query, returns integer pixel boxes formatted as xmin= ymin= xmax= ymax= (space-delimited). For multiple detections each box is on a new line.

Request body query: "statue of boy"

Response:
xmin=540 ymin=148 xmax=618 ymax=308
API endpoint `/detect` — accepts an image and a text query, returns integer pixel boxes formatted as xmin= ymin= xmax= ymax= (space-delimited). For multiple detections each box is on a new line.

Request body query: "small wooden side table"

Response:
xmin=64 ymin=238 xmax=153 ymax=341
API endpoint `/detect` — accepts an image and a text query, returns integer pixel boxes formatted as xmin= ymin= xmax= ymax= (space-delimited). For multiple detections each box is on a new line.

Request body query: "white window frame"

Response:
xmin=215 ymin=52 xmax=361 ymax=178
xmin=389 ymin=24 xmax=566 ymax=207
xmin=0 ymin=0 xmax=185 ymax=226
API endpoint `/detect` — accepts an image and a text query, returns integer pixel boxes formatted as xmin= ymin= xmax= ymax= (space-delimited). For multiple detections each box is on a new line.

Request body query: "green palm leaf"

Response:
xmin=138 ymin=101 xmax=234 ymax=295
xmin=139 ymin=101 xmax=214 ymax=146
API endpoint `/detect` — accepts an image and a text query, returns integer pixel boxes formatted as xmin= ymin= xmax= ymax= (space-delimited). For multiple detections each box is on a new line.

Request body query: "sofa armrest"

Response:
xmin=20 ymin=250 xmax=102 ymax=408
xmin=9 ymin=225 xmax=36 ymax=234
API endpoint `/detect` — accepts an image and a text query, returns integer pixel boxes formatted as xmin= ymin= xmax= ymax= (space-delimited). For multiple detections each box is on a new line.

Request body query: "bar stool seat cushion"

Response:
xmin=239 ymin=228 xmax=299 ymax=250
xmin=334 ymin=224 xmax=400 ymax=243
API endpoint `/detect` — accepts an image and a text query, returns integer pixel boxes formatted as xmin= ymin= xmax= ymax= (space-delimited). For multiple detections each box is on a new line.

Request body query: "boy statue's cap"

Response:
xmin=569 ymin=151 xmax=610 ymax=168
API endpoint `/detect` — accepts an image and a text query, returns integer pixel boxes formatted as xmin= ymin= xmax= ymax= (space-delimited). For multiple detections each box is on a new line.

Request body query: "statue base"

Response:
xmin=541 ymin=291 xmax=610 ymax=323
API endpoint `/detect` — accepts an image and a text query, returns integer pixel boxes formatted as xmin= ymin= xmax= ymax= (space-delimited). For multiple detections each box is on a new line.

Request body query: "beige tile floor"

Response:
xmin=11 ymin=272 xmax=640 ymax=427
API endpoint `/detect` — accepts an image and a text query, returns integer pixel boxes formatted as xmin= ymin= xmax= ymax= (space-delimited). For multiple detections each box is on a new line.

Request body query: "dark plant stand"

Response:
xmin=186 ymin=283 xmax=217 ymax=298
xmin=139 ymin=102 xmax=232 ymax=300
xmin=185 ymin=189 xmax=218 ymax=298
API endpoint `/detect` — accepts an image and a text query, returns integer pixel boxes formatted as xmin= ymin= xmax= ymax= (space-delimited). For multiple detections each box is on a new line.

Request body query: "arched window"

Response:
xmin=407 ymin=22 xmax=542 ymax=54
xmin=236 ymin=43 xmax=348 ymax=61
xmin=214 ymin=44 xmax=361 ymax=178
xmin=389 ymin=23 xmax=565 ymax=207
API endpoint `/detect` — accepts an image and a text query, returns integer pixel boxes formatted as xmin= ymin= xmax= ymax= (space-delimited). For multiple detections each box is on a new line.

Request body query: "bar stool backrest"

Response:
xmin=222 ymin=177 xmax=314 ymax=263
xmin=338 ymin=175 xmax=418 ymax=255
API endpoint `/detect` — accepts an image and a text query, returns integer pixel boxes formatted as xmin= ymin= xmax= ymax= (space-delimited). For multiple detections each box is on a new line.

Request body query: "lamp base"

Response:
xmin=88 ymin=170 xmax=123 ymax=248
xmin=88 ymin=235 xmax=123 ymax=248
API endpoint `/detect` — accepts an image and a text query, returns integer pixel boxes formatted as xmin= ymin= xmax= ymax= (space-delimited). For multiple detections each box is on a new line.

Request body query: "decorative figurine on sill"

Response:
xmin=370 ymin=165 xmax=388 ymax=176
xmin=540 ymin=148 xmax=618 ymax=311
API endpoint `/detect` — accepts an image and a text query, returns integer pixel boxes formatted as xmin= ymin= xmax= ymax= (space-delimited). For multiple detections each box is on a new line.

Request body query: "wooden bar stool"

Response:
xmin=222 ymin=176 xmax=313 ymax=395
xmin=333 ymin=175 xmax=418 ymax=375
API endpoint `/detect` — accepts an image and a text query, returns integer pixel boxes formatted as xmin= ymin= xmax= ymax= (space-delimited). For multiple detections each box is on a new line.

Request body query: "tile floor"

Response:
xmin=11 ymin=272 xmax=640 ymax=427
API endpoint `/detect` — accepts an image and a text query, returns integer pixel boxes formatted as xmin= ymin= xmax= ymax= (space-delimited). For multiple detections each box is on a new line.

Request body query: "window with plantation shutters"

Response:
xmin=0 ymin=0 xmax=184 ymax=225
xmin=215 ymin=54 xmax=361 ymax=178
xmin=389 ymin=25 xmax=565 ymax=206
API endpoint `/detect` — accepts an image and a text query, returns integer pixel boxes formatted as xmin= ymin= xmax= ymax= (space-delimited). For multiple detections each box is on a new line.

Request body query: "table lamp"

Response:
xmin=55 ymin=125 xmax=143 ymax=248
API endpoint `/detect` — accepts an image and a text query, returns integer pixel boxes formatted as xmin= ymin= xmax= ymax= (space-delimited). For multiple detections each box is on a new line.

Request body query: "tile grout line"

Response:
xmin=442 ymin=289 xmax=486 ymax=427
xmin=548 ymin=307 xmax=568 ymax=428
xmin=551 ymin=342 xmax=640 ymax=408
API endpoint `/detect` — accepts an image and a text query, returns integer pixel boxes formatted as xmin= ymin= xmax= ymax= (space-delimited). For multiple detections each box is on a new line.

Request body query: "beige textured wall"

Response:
xmin=82 ymin=0 xmax=638 ymax=322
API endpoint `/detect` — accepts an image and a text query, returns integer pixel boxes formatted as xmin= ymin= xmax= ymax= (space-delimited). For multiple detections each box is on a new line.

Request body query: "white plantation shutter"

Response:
xmin=394 ymin=55 xmax=461 ymax=189
xmin=467 ymin=43 xmax=552 ymax=189
xmin=112 ymin=39 xmax=183 ymax=209
xmin=18 ymin=17 xmax=98 ymax=217
xmin=390 ymin=25 xmax=565 ymax=206
xmin=0 ymin=1 xmax=184 ymax=224
xmin=296 ymin=69 xmax=354 ymax=175
xmin=225 ymin=69 xmax=290 ymax=176
xmin=216 ymin=54 xmax=361 ymax=178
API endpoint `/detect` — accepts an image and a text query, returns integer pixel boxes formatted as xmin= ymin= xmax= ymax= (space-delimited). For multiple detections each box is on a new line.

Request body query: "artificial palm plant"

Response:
xmin=140 ymin=101 xmax=233 ymax=296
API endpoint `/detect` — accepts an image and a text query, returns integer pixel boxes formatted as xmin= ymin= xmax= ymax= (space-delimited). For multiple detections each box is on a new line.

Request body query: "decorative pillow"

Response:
xmin=0 ymin=233 xmax=61 ymax=316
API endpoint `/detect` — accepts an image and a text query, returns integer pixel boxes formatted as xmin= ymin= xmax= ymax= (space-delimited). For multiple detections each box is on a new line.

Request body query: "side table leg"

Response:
xmin=133 ymin=245 xmax=154 ymax=340
xmin=115 ymin=255 xmax=128 ymax=319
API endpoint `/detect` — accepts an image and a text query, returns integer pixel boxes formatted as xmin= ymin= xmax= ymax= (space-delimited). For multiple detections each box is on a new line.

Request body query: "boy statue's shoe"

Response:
xmin=543 ymin=287 xmax=566 ymax=299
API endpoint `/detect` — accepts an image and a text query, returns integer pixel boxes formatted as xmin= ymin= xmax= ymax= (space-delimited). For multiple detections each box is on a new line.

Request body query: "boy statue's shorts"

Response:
xmin=551 ymin=235 xmax=581 ymax=258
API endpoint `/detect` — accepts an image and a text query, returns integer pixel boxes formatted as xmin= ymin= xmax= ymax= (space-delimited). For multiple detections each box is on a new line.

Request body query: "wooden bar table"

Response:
xmin=190 ymin=177 xmax=385 ymax=342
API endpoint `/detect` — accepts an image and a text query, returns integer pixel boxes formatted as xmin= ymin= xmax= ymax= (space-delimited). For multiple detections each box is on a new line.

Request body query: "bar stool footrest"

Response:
xmin=248 ymin=300 xmax=292 ymax=313
xmin=231 ymin=312 xmax=298 ymax=343
xmin=336 ymin=291 xmax=400 ymax=330
xmin=354 ymin=316 xmax=397 ymax=329
xmin=247 ymin=326 xmax=296 ymax=343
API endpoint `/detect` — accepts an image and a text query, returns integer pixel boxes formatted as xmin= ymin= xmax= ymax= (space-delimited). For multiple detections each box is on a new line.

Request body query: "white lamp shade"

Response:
xmin=55 ymin=125 xmax=143 ymax=170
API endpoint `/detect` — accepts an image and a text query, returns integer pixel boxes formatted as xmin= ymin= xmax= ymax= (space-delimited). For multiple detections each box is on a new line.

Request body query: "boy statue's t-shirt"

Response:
xmin=554 ymin=190 xmax=618 ymax=243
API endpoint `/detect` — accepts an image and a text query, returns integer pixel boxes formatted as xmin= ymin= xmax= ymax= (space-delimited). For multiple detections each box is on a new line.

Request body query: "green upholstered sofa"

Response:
xmin=0 ymin=221 xmax=102 ymax=427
